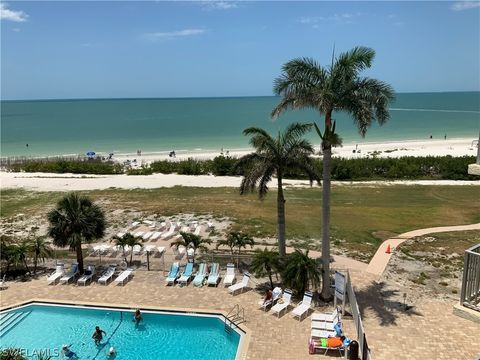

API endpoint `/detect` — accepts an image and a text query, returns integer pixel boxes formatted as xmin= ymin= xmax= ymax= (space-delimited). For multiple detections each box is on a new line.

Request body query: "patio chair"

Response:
xmin=114 ymin=268 xmax=134 ymax=286
xmin=223 ymin=263 xmax=236 ymax=286
xmin=193 ymin=263 xmax=207 ymax=287
xmin=177 ymin=262 xmax=194 ymax=285
xmin=98 ymin=266 xmax=116 ymax=285
xmin=258 ymin=287 xmax=282 ymax=311
xmin=271 ymin=288 xmax=293 ymax=317
xmin=165 ymin=262 xmax=180 ymax=286
xmin=77 ymin=265 xmax=95 ymax=286
xmin=47 ymin=263 xmax=65 ymax=285
xmin=228 ymin=272 xmax=251 ymax=295
xmin=291 ymin=291 xmax=314 ymax=320
xmin=59 ymin=263 xmax=79 ymax=284
xmin=207 ymin=263 xmax=220 ymax=286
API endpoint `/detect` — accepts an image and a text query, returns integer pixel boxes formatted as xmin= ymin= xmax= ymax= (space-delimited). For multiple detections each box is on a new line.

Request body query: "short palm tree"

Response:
xmin=272 ymin=47 xmax=394 ymax=298
xmin=8 ymin=240 xmax=32 ymax=274
xmin=235 ymin=123 xmax=320 ymax=257
xmin=250 ymin=247 xmax=280 ymax=289
xmin=171 ymin=232 xmax=212 ymax=264
xmin=281 ymin=249 xmax=321 ymax=296
xmin=47 ymin=193 xmax=106 ymax=273
xmin=113 ymin=233 xmax=143 ymax=266
xmin=30 ymin=236 xmax=53 ymax=274
xmin=215 ymin=235 xmax=236 ymax=256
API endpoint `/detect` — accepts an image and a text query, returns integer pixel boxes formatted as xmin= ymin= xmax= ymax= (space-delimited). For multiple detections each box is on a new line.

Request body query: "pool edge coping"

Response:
xmin=0 ymin=298 xmax=251 ymax=360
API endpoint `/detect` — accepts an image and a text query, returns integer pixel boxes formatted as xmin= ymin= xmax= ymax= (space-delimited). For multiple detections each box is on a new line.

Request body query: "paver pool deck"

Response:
xmin=1 ymin=268 xmax=479 ymax=359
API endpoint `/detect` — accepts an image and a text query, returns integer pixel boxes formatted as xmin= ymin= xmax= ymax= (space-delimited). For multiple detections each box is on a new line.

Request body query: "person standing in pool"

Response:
xmin=92 ymin=326 xmax=106 ymax=345
xmin=133 ymin=309 xmax=143 ymax=326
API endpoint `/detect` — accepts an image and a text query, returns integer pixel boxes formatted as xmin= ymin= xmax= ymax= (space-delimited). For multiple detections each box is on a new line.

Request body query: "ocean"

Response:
xmin=1 ymin=92 xmax=479 ymax=157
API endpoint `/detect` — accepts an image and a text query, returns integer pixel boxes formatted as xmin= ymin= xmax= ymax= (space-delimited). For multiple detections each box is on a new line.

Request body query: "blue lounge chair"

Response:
xmin=207 ymin=263 xmax=220 ymax=287
xmin=178 ymin=262 xmax=194 ymax=285
xmin=165 ymin=262 xmax=180 ymax=286
xmin=192 ymin=263 xmax=207 ymax=287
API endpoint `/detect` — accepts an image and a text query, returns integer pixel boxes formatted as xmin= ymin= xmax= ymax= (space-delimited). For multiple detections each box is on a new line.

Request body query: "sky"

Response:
xmin=1 ymin=1 xmax=479 ymax=100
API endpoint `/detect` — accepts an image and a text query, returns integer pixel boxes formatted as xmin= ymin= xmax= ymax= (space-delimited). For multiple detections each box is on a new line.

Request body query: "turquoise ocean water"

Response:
xmin=1 ymin=92 xmax=479 ymax=157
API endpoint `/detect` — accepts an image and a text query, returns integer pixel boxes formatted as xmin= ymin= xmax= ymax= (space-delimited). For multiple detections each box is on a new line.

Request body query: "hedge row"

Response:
xmin=5 ymin=155 xmax=477 ymax=180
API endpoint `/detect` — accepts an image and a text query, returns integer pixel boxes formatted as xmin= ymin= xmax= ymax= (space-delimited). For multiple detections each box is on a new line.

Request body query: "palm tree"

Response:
xmin=250 ymin=247 xmax=280 ymax=289
xmin=8 ymin=241 xmax=32 ymax=274
xmin=47 ymin=193 xmax=106 ymax=273
xmin=171 ymin=232 xmax=212 ymax=264
xmin=272 ymin=47 xmax=394 ymax=299
xmin=281 ymin=249 xmax=321 ymax=296
xmin=235 ymin=123 xmax=320 ymax=257
xmin=215 ymin=235 xmax=236 ymax=256
xmin=113 ymin=232 xmax=143 ymax=266
xmin=30 ymin=236 xmax=53 ymax=274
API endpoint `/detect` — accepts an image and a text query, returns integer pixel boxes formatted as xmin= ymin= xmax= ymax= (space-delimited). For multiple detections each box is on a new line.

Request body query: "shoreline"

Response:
xmin=1 ymin=137 xmax=478 ymax=164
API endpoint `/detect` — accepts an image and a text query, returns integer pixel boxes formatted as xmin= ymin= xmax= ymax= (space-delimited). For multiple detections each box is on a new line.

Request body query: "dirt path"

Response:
xmin=365 ymin=223 xmax=480 ymax=276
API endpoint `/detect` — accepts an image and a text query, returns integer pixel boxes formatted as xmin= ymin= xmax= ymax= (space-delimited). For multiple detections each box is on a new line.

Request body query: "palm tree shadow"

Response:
xmin=354 ymin=281 xmax=423 ymax=326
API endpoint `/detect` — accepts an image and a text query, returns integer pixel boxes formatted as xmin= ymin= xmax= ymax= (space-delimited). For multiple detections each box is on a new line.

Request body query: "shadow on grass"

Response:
xmin=355 ymin=281 xmax=423 ymax=326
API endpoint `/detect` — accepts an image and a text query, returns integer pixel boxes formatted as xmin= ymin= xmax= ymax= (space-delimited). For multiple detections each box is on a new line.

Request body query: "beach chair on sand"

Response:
xmin=258 ymin=287 xmax=282 ymax=311
xmin=223 ymin=263 xmax=236 ymax=287
xmin=291 ymin=291 xmax=314 ymax=320
xmin=98 ymin=266 xmax=116 ymax=285
xmin=165 ymin=262 xmax=180 ymax=286
xmin=114 ymin=268 xmax=134 ymax=286
xmin=77 ymin=265 xmax=95 ymax=286
xmin=228 ymin=272 xmax=251 ymax=295
xmin=60 ymin=263 xmax=79 ymax=284
xmin=271 ymin=289 xmax=293 ymax=317
xmin=47 ymin=263 xmax=65 ymax=285
xmin=207 ymin=263 xmax=220 ymax=286
xmin=177 ymin=262 xmax=194 ymax=285
xmin=193 ymin=263 xmax=207 ymax=287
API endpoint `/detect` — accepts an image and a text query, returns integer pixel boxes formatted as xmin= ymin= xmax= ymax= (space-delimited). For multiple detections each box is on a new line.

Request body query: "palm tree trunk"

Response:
xmin=76 ymin=243 xmax=84 ymax=274
xmin=321 ymin=113 xmax=333 ymax=300
xmin=130 ymin=251 xmax=133 ymax=266
xmin=33 ymin=252 xmax=38 ymax=275
xmin=268 ymin=270 xmax=274 ymax=289
xmin=23 ymin=258 xmax=31 ymax=274
xmin=277 ymin=176 xmax=286 ymax=257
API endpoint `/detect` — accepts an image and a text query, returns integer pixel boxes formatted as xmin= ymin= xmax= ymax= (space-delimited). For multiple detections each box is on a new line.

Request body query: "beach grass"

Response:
xmin=1 ymin=186 xmax=479 ymax=260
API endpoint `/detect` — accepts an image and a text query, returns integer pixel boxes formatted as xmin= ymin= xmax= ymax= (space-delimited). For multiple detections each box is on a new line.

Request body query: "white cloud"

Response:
xmin=144 ymin=29 xmax=206 ymax=41
xmin=299 ymin=12 xmax=364 ymax=27
xmin=0 ymin=2 xmax=28 ymax=22
xmin=202 ymin=1 xmax=237 ymax=10
xmin=451 ymin=1 xmax=480 ymax=11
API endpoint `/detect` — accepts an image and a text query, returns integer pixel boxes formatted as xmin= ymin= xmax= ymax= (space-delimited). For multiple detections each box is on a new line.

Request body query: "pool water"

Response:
xmin=0 ymin=303 xmax=242 ymax=359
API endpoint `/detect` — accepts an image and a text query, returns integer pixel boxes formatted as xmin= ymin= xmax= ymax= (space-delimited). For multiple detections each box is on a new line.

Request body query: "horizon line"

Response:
xmin=2 ymin=90 xmax=479 ymax=102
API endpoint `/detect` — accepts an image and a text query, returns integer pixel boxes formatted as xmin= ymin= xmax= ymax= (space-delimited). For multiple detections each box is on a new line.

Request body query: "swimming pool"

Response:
xmin=0 ymin=302 xmax=243 ymax=359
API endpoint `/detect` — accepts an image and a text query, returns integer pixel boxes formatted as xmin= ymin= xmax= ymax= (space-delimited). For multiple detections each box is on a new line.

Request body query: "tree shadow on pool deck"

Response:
xmin=354 ymin=281 xmax=423 ymax=326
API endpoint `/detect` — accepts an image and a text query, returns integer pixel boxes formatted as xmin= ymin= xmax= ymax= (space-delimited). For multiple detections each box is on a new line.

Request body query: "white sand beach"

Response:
xmin=108 ymin=137 xmax=478 ymax=164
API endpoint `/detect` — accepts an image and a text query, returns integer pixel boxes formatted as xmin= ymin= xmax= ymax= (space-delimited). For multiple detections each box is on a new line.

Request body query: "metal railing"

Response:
xmin=460 ymin=243 xmax=480 ymax=311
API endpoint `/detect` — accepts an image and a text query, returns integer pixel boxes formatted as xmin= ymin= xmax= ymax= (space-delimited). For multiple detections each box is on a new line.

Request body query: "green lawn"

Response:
xmin=1 ymin=185 xmax=479 ymax=260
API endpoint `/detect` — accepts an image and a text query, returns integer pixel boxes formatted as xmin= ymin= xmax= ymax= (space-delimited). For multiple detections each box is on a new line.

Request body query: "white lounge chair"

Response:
xmin=258 ymin=287 xmax=282 ymax=311
xmin=310 ymin=328 xmax=337 ymax=339
xmin=0 ymin=275 xmax=8 ymax=290
xmin=155 ymin=246 xmax=166 ymax=258
xmin=223 ymin=263 xmax=235 ymax=286
xmin=114 ymin=268 xmax=134 ymax=286
xmin=130 ymin=221 xmax=140 ymax=228
xmin=194 ymin=225 xmax=202 ymax=236
xmin=60 ymin=263 xmax=79 ymax=284
xmin=77 ymin=265 xmax=95 ymax=286
xmin=47 ymin=263 xmax=65 ymax=285
xmin=228 ymin=272 xmax=251 ymax=295
xmin=291 ymin=291 xmax=314 ymax=320
xmin=172 ymin=245 xmax=186 ymax=260
xmin=186 ymin=248 xmax=195 ymax=262
xmin=271 ymin=288 xmax=293 ymax=317
xmin=142 ymin=232 xmax=153 ymax=240
xmin=150 ymin=231 xmax=162 ymax=241
xmin=132 ymin=245 xmax=143 ymax=255
xmin=98 ymin=266 xmax=116 ymax=285
xmin=311 ymin=317 xmax=339 ymax=331
xmin=133 ymin=231 xmax=144 ymax=238
xmin=161 ymin=224 xmax=176 ymax=239
xmin=311 ymin=307 xmax=340 ymax=323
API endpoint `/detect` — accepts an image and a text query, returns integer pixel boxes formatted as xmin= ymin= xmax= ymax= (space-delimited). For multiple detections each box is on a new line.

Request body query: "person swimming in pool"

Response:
xmin=106 ymin=346 xmax=116 ymax=359
xmin=133 ymin=309 xmax=143 ymax=326
xmin=61 ymin=344 xmax=78 ymax=359
xmin=92 ymin=326 xmax=106 ymax=345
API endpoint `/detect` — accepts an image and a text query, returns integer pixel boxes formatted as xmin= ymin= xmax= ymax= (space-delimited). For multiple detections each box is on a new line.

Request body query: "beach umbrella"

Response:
xmin=86 ymin=151 xmax=96 ymax=157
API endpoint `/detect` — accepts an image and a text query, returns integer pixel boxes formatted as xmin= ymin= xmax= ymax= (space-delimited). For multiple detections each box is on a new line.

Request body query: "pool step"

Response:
xmin=0 ymin=311 xmax=31 ymax=336
xmin=0 ymin=312 xmax=17 ymax=327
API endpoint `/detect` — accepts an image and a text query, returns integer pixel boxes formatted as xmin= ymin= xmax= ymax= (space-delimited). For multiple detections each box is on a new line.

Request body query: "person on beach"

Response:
xmin=92 ymin=326 xmax=106 ymax=345
xmin=133 ymin=309 xmax=143 ymax=325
